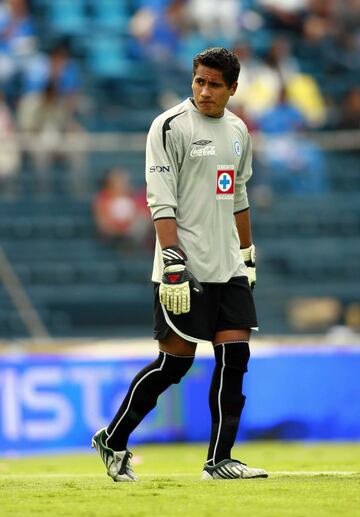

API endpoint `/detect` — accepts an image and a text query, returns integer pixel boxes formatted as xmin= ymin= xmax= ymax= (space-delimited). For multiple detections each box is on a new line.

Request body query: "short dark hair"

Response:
xmin=192 ymin=47 xmax=240 ymax=88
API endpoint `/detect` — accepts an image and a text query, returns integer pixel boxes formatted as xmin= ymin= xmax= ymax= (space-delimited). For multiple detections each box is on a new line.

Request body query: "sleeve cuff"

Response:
xmin=234 ymin=206 xmax=250 ymax=215
xmin=150 ymin=206 xmax=176 ymax=220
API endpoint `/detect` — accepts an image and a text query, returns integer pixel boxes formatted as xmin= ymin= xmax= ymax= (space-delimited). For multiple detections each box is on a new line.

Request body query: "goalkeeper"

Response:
xmin=92 ymin=47 xmax=267 ymax=482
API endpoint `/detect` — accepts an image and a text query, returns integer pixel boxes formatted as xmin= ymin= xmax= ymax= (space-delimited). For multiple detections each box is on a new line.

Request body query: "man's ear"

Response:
xmin=230 ymin=81 xmax=238 ymax=96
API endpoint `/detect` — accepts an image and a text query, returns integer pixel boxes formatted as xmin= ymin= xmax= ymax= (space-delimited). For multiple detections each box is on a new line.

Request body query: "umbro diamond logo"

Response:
xmin=192 ymin=139 xmax=212 ymax=146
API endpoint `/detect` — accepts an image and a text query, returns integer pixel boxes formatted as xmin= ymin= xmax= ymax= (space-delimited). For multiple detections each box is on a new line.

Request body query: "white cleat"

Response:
xmin=201 ymin=459 xmax=268 ymax=480
xmin=91 ymin=427 xmax=137 ymax=482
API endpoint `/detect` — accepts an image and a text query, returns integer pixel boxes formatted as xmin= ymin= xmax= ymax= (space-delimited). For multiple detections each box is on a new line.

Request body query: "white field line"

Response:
xmin=0 ymin=471 xmax=358 ymax=479
xmin=269 ymin=471 xmax=358 ymax=476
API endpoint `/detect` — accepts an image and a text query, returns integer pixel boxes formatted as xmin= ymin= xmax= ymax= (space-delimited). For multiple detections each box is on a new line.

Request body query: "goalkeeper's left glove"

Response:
xmin=241 ymin=244 xmax=256 ymax=290
xmin=159 ymin=246 xmax=202 ymax=315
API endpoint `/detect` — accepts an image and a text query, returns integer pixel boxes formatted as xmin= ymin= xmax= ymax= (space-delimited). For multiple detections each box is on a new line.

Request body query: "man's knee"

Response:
xmin=214 ymin=341 xmax=250 ymax=372
xmin=161 ymin=352 xmax=194 ymax=384
xmin=210 ymin=342 xmax=249 ymax=421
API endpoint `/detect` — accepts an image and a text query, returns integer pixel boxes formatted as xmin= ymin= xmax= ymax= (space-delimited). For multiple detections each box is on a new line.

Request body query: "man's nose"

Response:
xmin=201 ymin=85 xmax=211 ymax=97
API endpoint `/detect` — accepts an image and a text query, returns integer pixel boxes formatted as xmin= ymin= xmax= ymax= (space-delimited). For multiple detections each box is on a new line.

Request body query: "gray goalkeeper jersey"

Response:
xmin=146 ymin=97 xmax=253 ymax=283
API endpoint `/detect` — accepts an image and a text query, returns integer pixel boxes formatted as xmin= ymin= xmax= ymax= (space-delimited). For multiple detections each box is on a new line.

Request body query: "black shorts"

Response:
xmin=153 ymin=276 xmax=258 ymax=343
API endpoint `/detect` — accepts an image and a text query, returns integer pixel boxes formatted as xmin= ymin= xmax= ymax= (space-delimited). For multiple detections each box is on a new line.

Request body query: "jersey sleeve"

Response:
xmin=234 ymin=129 xmax=253 ymax=213
xmin=146 ymin=117 xmax=181 ymax=220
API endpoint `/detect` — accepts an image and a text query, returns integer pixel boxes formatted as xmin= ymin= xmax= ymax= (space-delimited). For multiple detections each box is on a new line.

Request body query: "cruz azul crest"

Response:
xmin=216 ymin=166 xmax=235 ymax=200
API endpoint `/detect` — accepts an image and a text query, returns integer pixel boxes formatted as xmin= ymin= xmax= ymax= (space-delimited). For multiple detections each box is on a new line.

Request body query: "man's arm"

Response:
xmin=154 ymin=217 xmax=178 ymax=248
xmin=235 ymin=207 xmax=252 ymax=248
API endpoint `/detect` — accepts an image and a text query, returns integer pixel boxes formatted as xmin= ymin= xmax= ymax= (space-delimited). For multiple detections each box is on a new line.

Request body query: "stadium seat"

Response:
xmin=88 ymin=0 xmax=130 ymax=32
xmin=178 ymin=31 xmax=209 ymax=71
xmin=45 ymin=0 xmax=88 ymax=35
xmin=85 ymin=34 xmax=133 ymax=78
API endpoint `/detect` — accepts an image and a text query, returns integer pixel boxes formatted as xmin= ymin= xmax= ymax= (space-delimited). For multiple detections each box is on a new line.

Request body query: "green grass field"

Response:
xmin=0 ymin=442 xmax=359 ymax=517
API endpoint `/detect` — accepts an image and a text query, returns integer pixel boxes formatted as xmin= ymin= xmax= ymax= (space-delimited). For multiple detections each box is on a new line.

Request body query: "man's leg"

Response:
xmin=105 ymin=331 xmax=196 ymax=451
xmin=92 ymin=331 xmax=195 ymax=482
xmin=202 ymin=329 xmax=267 ymax=479
xmin=206 ymin=329 xmax=250 ymax=464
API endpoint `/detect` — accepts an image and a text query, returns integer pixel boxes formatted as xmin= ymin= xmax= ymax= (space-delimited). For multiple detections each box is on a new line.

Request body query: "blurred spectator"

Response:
xmin=258 ymin=0 xmax=308 ymax=32
xmin=282 ymin=73 xmax=326 ymax=127
xmin=0 ymin=89 xmax=19 ymax=195
xmin=186 ymin=0 xmax=240 ymax=42
xmin=230 ymin=37 xmax=326 ymax=127
xmin=16 ymin=80 xmax=87 ymax=196
xmin=24 ymin=40 xmax=82 ymax=99
xmin=130 ymin=0 xmax=188 ymax=64
xmin=257 ymin=87 xmax=306 ymax=134
xmin=255 ymin=87 xmax=328 ymax=194
xmin=298 ymin=13 xmax=334 ymax=70
xmin=337 ymin=88 xmax=360 ymax=130
xmin=47 ymin=41 xmax=82 ymax=96
xmin=93 ymin=168 xmax=152 ymax=249
xmin=0 ymin=0 xmax=38 ymax=102
xmin=229 ymin=41 xmax=282 ymax=119
xmin=263 ymin=37 xmax=300 ymax=84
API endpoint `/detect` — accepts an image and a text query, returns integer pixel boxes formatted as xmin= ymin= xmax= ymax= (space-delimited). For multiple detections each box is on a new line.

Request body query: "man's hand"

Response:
xmin=241 ymin=244 xmax=256 ymax=290
xmin=159 ymin=246 xmax=202 ymax=315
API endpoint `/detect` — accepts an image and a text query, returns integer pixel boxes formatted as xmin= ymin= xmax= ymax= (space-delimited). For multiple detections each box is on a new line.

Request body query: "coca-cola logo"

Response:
xmin=190 ymin=145 xmax=216 ymax=157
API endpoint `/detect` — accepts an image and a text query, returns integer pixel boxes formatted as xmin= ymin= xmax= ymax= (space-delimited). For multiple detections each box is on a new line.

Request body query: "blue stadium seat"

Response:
xmin=45 ymin=0 xmax=88 ymax=35
xmin=88 ymin=0 xmax=130 ymax=32
xmin=86 ymin=34 xmax=133 ymax=78
xmin=178 ymin=31 xmax=209 ymax=71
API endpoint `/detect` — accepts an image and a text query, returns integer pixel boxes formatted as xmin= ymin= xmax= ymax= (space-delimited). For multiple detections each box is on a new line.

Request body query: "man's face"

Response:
xmin=192 ymin=64 xmax=237 ymax=118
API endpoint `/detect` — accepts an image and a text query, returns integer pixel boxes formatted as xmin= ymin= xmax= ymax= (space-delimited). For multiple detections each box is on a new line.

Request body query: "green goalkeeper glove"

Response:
xmin=160 ymin=246 xmax=202 ymax=315
xmin=241 ymin=244 xmax=256 ymax=290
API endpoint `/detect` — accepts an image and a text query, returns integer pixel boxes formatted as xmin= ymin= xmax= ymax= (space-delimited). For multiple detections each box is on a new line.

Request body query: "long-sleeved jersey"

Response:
xmin=146 ymin=97 xmax=253 ymax=283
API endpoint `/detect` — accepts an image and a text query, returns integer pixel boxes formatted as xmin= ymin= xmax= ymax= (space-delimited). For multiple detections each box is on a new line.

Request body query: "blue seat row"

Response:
xmin=34 ymin=0 xmax=131 ymax=33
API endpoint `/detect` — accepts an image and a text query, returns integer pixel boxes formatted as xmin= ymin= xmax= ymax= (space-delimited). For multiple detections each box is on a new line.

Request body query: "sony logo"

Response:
xmin=149 ymin=165 xmax=171 ymax=173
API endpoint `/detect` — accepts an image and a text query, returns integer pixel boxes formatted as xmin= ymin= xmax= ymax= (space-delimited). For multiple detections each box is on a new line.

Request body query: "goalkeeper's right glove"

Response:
xmin=241 ymin=244 xmax=256 ymax=290
xmin=159 ymin=246 xmax=202 ymax=315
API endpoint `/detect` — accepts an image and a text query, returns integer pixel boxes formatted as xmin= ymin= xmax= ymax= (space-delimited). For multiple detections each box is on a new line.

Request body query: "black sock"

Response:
xmin=206 ymin=341 xmax=250 ymax=465
xmin=106 ymin=351 xmax=194 ymax=450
